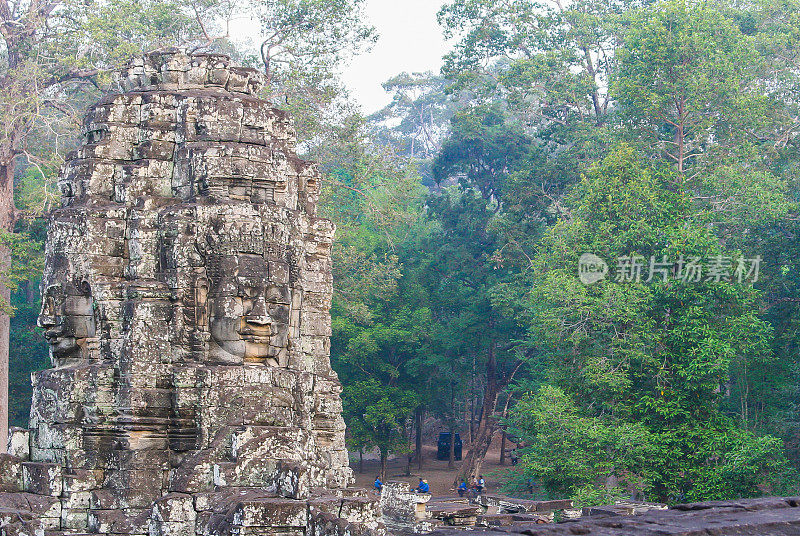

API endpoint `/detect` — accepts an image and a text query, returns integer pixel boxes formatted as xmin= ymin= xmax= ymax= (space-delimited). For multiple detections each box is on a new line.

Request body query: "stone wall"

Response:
xmin=0 ymin=50 xmax=381 ymax=536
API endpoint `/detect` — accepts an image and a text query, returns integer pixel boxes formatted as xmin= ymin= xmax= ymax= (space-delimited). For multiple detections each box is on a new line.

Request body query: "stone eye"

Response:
xmin=265 ymin=287 xmax=282 ymax=302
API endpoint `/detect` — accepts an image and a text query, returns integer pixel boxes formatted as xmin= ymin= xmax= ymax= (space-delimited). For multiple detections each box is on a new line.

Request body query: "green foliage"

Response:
xmin=509 ymin=385 xmax=658 ymax=505
xmin=0 ymin=230 xmax=43 ymax=310
xmin=317 ymin=112 xmax=436 ymax=464
xmin=509 ymin=384 xmax=797 ymax=505
xmin=9 ymin=288 xmax=48 ymax=428
xmin=343 ymin=379 xmax=418 ymax=461
xmin=433 ymin=104 xmax=532 ymax=200
xmin=503 ymin=146 xmax=797 ymax=503
xmin=616 ymin=0 xmax=761 ymax=175
xmin=6 ymin=0 xmax=800 ymax=509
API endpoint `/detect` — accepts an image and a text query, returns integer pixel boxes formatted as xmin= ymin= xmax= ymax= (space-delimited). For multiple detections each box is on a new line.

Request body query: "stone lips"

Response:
xmin=0 ymin=51 xmax=382 ymax=536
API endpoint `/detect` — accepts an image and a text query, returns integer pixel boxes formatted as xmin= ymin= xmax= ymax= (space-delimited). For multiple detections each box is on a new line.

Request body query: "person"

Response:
xmin=374 ymin=476 xmax=383 ymax=493
xmin=467 ymin=476 xmax=479 ymax=499
xmin=510 ymin=449 xmax=519 ymax=466
xmin=457 ymin=480 xmax=468 ymax=497
xmin=477 ymin=475 xmax=485 ymax=493
xmin=416 ymin=478 xmax=430 ymax=493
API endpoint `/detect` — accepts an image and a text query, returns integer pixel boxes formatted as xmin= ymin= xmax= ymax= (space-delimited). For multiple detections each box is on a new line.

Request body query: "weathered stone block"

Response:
xmin=21 ymin=462 xmax=62 ymax=496
xmin=61 ymin=506 xmax=90 ymax=530
xmin=233 ymin=497 xmax=308 ymax=528
xmin=0 ymin=456 xmax=22 ymax=492
xmin=88 ymin=507 xmax=151 ymax=534
xmin=6 ymin=429 xmax=29 ymax=460
xmin=153 ymin=493 xmax=195 ymax=523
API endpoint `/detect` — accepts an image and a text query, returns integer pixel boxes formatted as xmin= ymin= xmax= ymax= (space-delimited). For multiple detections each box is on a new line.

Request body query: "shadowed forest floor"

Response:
xmin=350 ymin=433 xmax=519 ymax=497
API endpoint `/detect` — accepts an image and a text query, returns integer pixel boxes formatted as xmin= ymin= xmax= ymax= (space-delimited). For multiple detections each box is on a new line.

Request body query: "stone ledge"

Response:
xmin=427 ymin=496 xmax=800 ymax=536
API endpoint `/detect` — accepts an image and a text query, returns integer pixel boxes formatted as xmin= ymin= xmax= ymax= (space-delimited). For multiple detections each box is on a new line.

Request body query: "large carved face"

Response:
xmin=208 ymin=253 xmax=290 ymax=365
xmin=38 ymin=278 xmax=96 ymax=364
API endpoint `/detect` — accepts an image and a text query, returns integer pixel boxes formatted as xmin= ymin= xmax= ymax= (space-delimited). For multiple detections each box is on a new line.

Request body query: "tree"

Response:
xmin=369 ymin=72 xmax=464 ymax=186
xmin=508 ymin=385 xmax=658 ymax=504
xmin=313 ymin=107 xmax=439 ymax=477
xmin=438 ymin=0 xmax=635 ymax=126
xmin=419 ymin=185 xmax=522 ymax=478
xmin=616 ymin=0 xmax=760 ymax=178
xmin=343 ymin=379 xmax=418 ymax=479
xmin=502 ymin=145 xmax=798 ymax=502
xmin=232 ymin=0 xmax=376 ymax=148
xmin=433 ymin=104 xmax=532 ymax=201
xmin=250 ymin=0 xmax=375 ymax=89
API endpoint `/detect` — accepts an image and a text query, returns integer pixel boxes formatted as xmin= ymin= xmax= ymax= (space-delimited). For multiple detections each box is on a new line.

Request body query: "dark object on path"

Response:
xmin=437 ymin=431 xmax=463 ymax=460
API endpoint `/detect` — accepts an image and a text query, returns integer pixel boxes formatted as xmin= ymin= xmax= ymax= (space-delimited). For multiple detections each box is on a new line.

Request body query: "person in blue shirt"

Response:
xmin=374 ymin=476 xmax=383 ymax=492
xmin=416 ymin=478 xmax=430 ymax=493
xmin=457 ymin=480 xmax=468 ymax=497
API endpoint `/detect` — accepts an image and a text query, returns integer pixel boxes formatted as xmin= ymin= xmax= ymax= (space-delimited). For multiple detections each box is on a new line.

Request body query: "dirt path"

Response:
xmin=351 ymin=432 xmax=519 ymax=497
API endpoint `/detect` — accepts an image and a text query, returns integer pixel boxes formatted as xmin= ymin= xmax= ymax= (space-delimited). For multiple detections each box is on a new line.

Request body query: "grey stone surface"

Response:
xmin=0 ymin=50 xmax=381 ymax=536
xmin=427 ymin=497 xmax=800 ymax=536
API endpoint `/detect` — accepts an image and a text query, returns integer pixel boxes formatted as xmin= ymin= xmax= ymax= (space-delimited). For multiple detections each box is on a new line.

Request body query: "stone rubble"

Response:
xmin=0 ymin=50 xmax=381 ymax=536
xmin=378 ymin=483 xmax=572 ymax=533
xmin=426 ymin=497 xmax=800 ymax=536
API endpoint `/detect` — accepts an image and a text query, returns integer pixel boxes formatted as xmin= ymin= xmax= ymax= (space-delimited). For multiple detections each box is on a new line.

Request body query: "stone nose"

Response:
xmin=244 ymin=295 xmax=272 ymax=325
xmin=38 ymin=313 xmax=57 ymax=329
xmin=38 ymin=301 xmax=58 ymax=329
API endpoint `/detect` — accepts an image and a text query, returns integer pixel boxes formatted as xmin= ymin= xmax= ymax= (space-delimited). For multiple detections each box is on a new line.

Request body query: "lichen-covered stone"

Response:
xmin=1 ymin=50 xmax=380 ymax=536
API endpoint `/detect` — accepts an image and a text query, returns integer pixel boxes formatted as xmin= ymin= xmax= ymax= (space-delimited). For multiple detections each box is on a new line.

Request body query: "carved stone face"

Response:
xmin=208 ymin=254 xmax=290 ymax=365
xmin=38 ymin=279 xmax=96 ymax=364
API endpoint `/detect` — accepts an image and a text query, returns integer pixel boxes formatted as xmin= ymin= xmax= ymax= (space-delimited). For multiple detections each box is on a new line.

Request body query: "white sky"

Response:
xmin=339 ymin=0 xmax=452 ymax=114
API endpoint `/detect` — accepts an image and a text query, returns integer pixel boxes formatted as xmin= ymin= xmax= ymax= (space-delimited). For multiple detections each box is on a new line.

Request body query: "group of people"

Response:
xmin=372 ymin=477 xmax=430 ymax=494
xmin=375 ymin=475 xmax=488 ymax=496
xmin=455 ymin=475 xmax=485 ymax=498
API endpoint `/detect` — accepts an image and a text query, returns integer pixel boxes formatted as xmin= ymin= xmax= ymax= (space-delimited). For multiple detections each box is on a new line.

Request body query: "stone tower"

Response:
xmin=0 ymin=51 xmax=381 ymax=536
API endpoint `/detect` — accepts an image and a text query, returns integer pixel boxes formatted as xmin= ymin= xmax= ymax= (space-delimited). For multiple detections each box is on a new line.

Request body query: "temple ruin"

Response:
xmin=0 ymin=51 xmax=381 ymax=536
xmin=4 ymin=48 xmax=800 ymax=536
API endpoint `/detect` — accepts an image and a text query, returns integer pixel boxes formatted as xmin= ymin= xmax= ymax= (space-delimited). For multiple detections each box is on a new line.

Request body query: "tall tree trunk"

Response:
xmin=25 ymin=280 xmax=36 ymax=305
xmin=499 ymin=392 xmax=513 ymax=466
xmin=415 ymin=407 xmax=423 ymax=470
xmin=469 ymin=353 xmax=476 ymax=442
xmin=359 ymin=448 xmax=363 ymax=474
xmin=469 ymin=396 xmax=475 ymax=443
xmin=460 ymin=340 xmax=500 ymax=479
xmin=403 ymin=422 xmax=411 ymax=476
xmin=0 ymin=159 xmax=17 ymax=452
xmin=380 ymin=449 xmax=387 ymax=481
xmin=448 ymin=424 xmax=455 ymax=470
xmin=448 ymin=384 xmax=455 ymax=469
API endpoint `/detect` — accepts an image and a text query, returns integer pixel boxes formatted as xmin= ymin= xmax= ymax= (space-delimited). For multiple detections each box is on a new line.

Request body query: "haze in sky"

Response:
xmin=340 ymin=0 xmax=452 ymax=114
